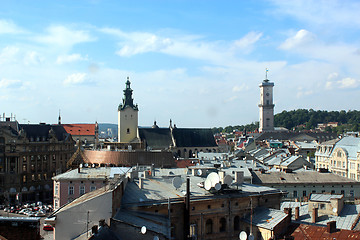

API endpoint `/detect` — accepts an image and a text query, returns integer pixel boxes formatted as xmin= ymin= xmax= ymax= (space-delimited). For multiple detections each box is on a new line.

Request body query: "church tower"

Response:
xmin=259 ymin=71 xmax=275 ymax=132
xmin=118 ymin=77 xmax=139 ymax=143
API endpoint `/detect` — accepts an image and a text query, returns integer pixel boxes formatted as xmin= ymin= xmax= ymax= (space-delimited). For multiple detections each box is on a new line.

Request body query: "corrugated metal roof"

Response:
xmin=310 ymin=193 xmax=343 ymax=202
xmin=242 ymin=207 xmax=288 ymax=230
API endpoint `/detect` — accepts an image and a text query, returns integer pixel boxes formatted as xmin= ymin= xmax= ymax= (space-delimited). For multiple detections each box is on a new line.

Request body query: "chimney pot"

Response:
xmin=312 ymin=208 xmax=318 ymax=223
xmin=327 ymin=221 xmax=336 ymax=233
xmin=295 ymin=207 xmax=300 ymax=220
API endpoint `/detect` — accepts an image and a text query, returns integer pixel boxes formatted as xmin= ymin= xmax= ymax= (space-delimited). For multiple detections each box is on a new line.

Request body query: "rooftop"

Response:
xmin=252 ymin=171 xmax=359 ymax=184
xmin=310 ymin=193 xmax=343 ymax=202
xmin=242 ymin=207 xmax=288 ymax=230
xmin=281 ymin=202 xmax=360 ymax=230
xmin=52 ymin=167 xmax=131 ymax=181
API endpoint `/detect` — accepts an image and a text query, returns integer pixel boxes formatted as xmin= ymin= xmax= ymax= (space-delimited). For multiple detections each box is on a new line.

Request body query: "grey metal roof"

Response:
xmin=252 ymin=171 xmax=360 ymax=184
xmin=52 ymin=167 xmax=131 ymax=181
xmin=309 ymin=193 xmax=343 ymax=202
xmin=242 ymin=207 xmax=288 ymax=230
xmin=332 ymin=136 xmax=360 ymax=160
xmin=121 ymin=173 xmax=282 ymax=206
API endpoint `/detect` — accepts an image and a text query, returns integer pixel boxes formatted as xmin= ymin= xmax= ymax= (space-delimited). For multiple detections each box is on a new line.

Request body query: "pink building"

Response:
xmin=52 ymin=166 xmax=130 ymax=209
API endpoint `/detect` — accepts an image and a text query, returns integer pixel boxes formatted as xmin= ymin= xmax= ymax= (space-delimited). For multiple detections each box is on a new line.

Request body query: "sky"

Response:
xmin=0 ymin=0 xmax=359 ymax=128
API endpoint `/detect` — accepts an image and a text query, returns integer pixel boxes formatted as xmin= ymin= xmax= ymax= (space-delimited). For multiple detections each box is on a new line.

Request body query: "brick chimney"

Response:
xmin=312 ymin=208 xmax=318 ymax=223
xmin=327 ymin=221 xmax=336 ymax=233
xmin=284 ymin=208 xmax=292 ymax=219
xmin=295 ymin=207 xmax=300 ymax=220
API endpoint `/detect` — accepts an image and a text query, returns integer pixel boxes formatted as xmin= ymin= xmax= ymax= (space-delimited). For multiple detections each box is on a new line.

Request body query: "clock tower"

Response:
xmin=259 ymin=72 xmax=275 ymax=132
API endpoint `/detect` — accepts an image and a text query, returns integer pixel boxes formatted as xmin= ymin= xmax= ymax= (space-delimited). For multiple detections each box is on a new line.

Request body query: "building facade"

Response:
xmin=315 ymin=136 xmax=360 ymax=181
xmin=0 ymin=117 xmax=75 ymax=204
xmin=62 ymin=123 xmax=99 ymax=149
xmin=258 ymin=77 xmax=275 ymax=132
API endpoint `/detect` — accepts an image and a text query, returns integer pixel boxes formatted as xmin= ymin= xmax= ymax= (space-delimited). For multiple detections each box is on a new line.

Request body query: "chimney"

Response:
xmin=312 ymin=208 xmax=318 ymax=223
xmin=78 ymin=167 xmax=81 ymax=173
xmin=218 ymin=171 xmax=225 ymax=183
xmin=295 ymin=207 xmax=300 ymax=220
xmin=327 ymin=221 xmax=336 ymax=233
xmin=284 ymin=208 xmax=292 ymax=219
xmin=139 ymin=178 xmax=143 ymax=189
xmin=235 ymin=171 xmax=244 ymax=184
xmin=99 ymin=219 xmax=106 ymax=227
xmin=92 ymin=225 xmax=98 ymax=234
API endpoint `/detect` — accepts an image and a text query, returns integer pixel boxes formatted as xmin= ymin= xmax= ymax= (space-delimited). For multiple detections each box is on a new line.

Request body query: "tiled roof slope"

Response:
xmin=19 ymin=124 xmax=70 ymax=141
xmin=172 ymin=128 xmax=217 ymax=147
xmin=62 ymin=124 xmax=95 ymax=136
xmin=138 ymin=128 xmax=173 ymax=149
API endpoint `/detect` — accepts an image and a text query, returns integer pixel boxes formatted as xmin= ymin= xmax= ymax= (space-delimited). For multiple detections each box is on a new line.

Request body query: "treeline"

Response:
xmin=212 ymin=109 xmax=360 ymax=134
xmin=274 ymin=109 xmax=360 ymax=132
xmin=212 ymin=122 xmax=259 ymax=134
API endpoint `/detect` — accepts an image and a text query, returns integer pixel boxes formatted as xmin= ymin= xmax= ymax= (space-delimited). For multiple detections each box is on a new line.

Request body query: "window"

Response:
xmin=190 ymin=224 xmax=197 ymax=238
xmin=341 ymin=190 xmax=345 ymax=195
xmin=234 ymin=216 xmax=240 ymax=231
xmin=23 ymin=175 xmax=26 ymax=183
xmin=55 ymin=185 xmax=58 ymax=196
xmin=205 ymin=219 xmax=213 ymax=234
xmin=319 ymin=204 xmax=326 ymax=209
xmin=68 ymin=186 xmax=74 ymax=195
xmin=126 ymin=128 xmax=130 ymax=134
xmin=90 ymin=186 xmax=96 ymax=192
xmin=219 ymin=218 xmax=226 ymax=232
xmin=54 ymin=199 xmax=58 ymax=209
xmin=350 ymin=190 xmax=354 ymax=197
xmin=79 ymin=185 xmax=85 ymax=195
xmin=293 ymin=190 xmax=297 ymax=198
xmin=303 ymin=190 xmax=307 ymax=197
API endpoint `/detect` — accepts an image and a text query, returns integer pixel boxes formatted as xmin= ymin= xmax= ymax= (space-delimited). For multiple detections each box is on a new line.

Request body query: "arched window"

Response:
xmin=189 ymin=150 xmax=193 ymax=158
xmin=127 ymin=128 xmax=130 ymax=134
xmin=234 ymin=216 xmax=240 ymax=231
xmin=205 ymin=219 xmax=213 ymax=234
xmin=219 ymin=217 xmax=226 ymax=232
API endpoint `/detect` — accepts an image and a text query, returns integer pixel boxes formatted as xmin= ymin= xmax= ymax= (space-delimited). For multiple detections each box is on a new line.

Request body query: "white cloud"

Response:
xmin=0 ymin=46 xmax=20 ymax=64
xmin=34 ymin=25 xmax=95 ymax=49
xmin=337 ymin=77 xmax=359 ymax=89
xmin=56 ymin=54 xmax=88 ymax=64
xmin=63 ymin=73 xmax=88 ymax=85
xmin=0 ymin=78 xmax=22 ymax=88
xmin=0 ymin=19 xmax=24 ymax=34
xmin=232 ymin=32 xmax=263 ymax=50
xmin=232 ymin=84 xmax=249 ymax=92
xmin=271 ymin=0 xmax=360 ymax=28
xmin=279 ymin=29 xmax=315 ymax=50
xmin=24 ymin=51 xmax=43 ymax=65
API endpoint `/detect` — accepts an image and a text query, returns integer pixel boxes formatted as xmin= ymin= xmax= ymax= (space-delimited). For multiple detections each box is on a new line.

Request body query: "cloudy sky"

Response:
xmin=1 ymin=0 xmax=359 ymax=128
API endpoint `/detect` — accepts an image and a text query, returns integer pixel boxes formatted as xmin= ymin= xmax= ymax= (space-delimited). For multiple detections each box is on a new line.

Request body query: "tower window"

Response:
xmin=127 ymin=128 xmax=130 ymax=134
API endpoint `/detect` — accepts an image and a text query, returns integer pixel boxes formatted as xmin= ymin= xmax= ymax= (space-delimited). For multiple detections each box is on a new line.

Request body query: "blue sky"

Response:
xmin=1 ymin=0 xmax=359 ymax=128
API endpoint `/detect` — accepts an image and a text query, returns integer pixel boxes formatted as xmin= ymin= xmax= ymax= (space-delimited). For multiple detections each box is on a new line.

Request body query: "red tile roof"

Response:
xmin=62 ymin=124 xmax=95 ymax=136
xmin=291 ymin=224 xmax=360 ymax=239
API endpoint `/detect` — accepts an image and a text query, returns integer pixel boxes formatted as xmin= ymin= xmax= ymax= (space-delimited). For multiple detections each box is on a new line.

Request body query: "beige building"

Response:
xmin=315 ymin=136 xmax=360 ymax=181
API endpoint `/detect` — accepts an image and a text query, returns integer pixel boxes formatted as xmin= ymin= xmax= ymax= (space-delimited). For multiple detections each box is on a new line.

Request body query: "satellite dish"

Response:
xmin=333 ymin=208 xmax=337 ymax=213
xmin=223 ymin=175 xmax=233 ymax=186
xmin=172 ymin=177 xmax=182 ymax=189
xmin=79 ymin=163 xmax=83 ymax=168
xmin=248 ymin=234 xmax=254 ymax=240
xmin=153 ymin=237 xmax=159 ymax=240
xmin=207 ymin=172 xmax=220 ymax=187
xmin=196 ymin=163 xmax=200 ymax=166
xmin=214 ymin=182 xmax=221 ymax=191
xmin=204 ymin=178 xmax=212 ymax=191
xmin=141 ymin=226 xmax=147 ymax=234
xmin=197 ymin=169 xmax=202 ymax=176
xmin=239 ymin=231 xmax=247 ymax=240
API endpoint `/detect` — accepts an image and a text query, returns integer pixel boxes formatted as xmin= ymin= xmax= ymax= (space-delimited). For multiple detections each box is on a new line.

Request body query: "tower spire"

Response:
xmin=58 ymin=109 xmax=61 ymax=125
